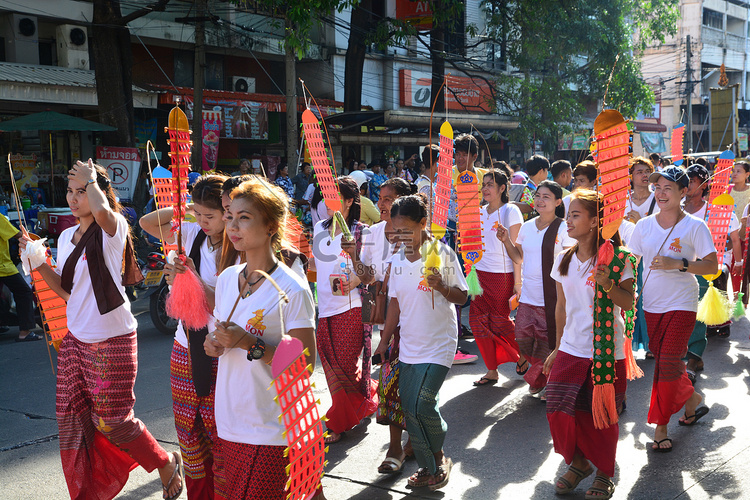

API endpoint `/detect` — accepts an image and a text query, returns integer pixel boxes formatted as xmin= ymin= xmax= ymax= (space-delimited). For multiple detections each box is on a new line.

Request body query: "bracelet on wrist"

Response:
xmin=603 ymin=279 xmax=615 ymax=293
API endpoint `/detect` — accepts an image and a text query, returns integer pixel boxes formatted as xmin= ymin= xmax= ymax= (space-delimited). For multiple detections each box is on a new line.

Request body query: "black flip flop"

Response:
xmin=652 ymin=438 xmax=673 ymax=453
xmin=516 ymin=359 xmax=529 ymax=375
xmin=473 ymin=377 xmax=498 ymax=387
xmin=679 ymin=406 xmax=710 ymax=426
xmin=15 ymin=332 xmax=41 ymax=342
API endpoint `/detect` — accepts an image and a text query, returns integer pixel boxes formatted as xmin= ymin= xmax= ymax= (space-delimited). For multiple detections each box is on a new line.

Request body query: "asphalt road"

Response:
xmin=1 ymin=297 xmax=749 ymax=499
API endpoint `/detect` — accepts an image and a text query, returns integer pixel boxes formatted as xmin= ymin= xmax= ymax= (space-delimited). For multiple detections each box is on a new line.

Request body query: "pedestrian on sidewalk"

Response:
xmin=0 ymin=212 xmax=39 ymax=342
xmin=544 ymin=189 xmax=635 ymax=500
xmin=344 ymin=177 xmax=412 ymax=474
xmin=203 ymin=178 xmax=324 ymax=499
xmin=140 ymin=174 xmax=231 ymax=499
xmin=628 ymin=166 xmax=715 ymax=452
xmin=312 ymin=176 xmax=378 ymax=445
xmin=22 ymin=160 xmax=183 ymax=500
xmin=374 ymin=195 xmax=468 ymax=491
xmin=470 ymin=170 xmax=522 ymax=387
xmin=498 ymin=181 xmax=573 ymax=395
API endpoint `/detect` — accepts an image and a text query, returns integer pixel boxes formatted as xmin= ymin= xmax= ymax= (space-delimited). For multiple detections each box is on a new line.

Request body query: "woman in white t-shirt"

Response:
xmin=23 ymin=160 xmax=183 ymax=499
xmin=545 ymin=190 xmax=635 ymax=500
xmin=628 ymin=167 xmax=716 ymax=453
xmin=140 ymin=174 xmax=230 ymax=497
xmin=374 ymin=195 xmax=468 ymax=491
xmin=470 ymin=171 xmax=523 ymax=387
xmin=344 ymin=177 xmax=412 ymax=473
xmin=311 ymin=176 xmax=378 ymax=445
xmin=498 ymin=180 xmax=574 ymax=394
xmin=203 ymin=178 xmax=322 ymax=499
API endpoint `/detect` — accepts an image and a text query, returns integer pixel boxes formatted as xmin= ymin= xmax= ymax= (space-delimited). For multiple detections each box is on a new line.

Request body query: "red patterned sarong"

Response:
xmin=645 ymin=310 xmax=697 ymax=425
xmin=170 ymin=340 xmax=220 ymax=499
xmin=317 ymin=307 xmax=378 ymax=434
xmin=56 ymin=332 xmax=170 ymax=500
xmin=546 ymin=351 xmax=626 ymax=478
xmin=515 ymin=303 xmax=552 ymax=390
xmin=214 ymin=439 xmax=287 ymax=500
xmin=469 ymin=271 xmax=520 ymax=370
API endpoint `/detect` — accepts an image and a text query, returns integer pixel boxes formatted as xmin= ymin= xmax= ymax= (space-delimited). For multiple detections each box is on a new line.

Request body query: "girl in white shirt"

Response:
xmin=312 ymin=176 xmax=378 ymax=445
xmin=470 ymin=171 xmax=523 ymax=387
xmin=374 ymin=195 xmax=468 ymax=491
xmin=545 ymin=189 xmax=635 ymax=500
xmin=203 ymin=178 xmax=322 ymax=499
xmin=498 ymin=180 xmax=574 ymax=394
xmin=24 ymin=160 xmax=183 ymax=500
xmin=140 ymin=174 xmax=229 ymax=498
xmin=344 ymin=177 xmax=413 ymax=473
xmin=628 ymin=167 xmax=716 ymax=453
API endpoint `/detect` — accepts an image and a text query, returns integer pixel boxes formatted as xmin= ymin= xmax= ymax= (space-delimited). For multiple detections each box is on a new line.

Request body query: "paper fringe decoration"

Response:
xmin=697 ymin=282 xmax=731 ymax=325
xmin=592 ymin=109 xmax=631 ymax=240
xmin=705 ymin=193 xmax=734 ymax=268
xmin=431 ymin=120 xmax=453 ymax=239
xmin=466 ymin=267 xmax=483 ymax=297
xmin=272 ymin=337 xmax=326 ymax=500
xmin=302 ymin=109 xmax=341 ymax=214
xmin=421 ymin=240 xmax=442 ymax=277
xmin=455 ymin=169 xmax=484 ymax=297
xmin=732 ymin=292 xmax=746 ymax=319
xmin=166 ymin=254 xmax=212 ymax=330
xmin=151 ymin=165 xmax=177 ymax=254
xmin=670 ymin=123 xmax=685 ymax=166
xmin=31 ymin=262 xmax=68 ymax=350
xmin=709 ymin=150 xmax=735 ymax=204
xmin=165 ymin=106 xmax=191 ymax=253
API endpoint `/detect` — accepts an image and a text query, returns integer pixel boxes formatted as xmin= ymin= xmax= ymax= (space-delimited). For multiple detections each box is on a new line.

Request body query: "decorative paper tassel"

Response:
xmin=623 ymin=337 xmax=643 ymax=381
xmin=696 ymin=281 xmax=731 ymax=325
xmin=732 ymin=292 xmax=746 ymax=319
xmin=597 ymin=239 xmax=614 ymax=267
xmin=591 ymin=383 xmax=619 ymax=430
xmin=466 ymin=265 xmax=483 ymax=298
xmin=166 ymin=254 xmax=212 ymax=330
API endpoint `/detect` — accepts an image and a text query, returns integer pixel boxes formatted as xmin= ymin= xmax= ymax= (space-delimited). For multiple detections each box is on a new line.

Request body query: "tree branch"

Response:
xmin=119 ymin=0 xmax=171 ymax=26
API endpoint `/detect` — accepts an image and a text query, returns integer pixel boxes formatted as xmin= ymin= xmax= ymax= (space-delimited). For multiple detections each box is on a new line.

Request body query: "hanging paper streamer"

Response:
xmin=31 ymin=263 xmax=68 ymax=349
xmin=705 ymin=193 xmax=734 ymax=268
xmin=455 ymin=169 xmax=484 ymax=296
xmin=592 ymin=109 xmax=632 ymax=239
xmin=165 ymin=106 xmax=192 ymax=254
xmin=709 ymin=150 xmax=735 ymax=203
xmin=302 ymin=109 xmax=341 ymax=214
xmin=151 ymin=165 xmax=177 ymax=254
xmin=272 ymin=337 xmax=326 ymax=500
xmin=432 ymin=121 xmax=453 ymax=239
xmin=670 ymin=123 xmax=685 ymax=166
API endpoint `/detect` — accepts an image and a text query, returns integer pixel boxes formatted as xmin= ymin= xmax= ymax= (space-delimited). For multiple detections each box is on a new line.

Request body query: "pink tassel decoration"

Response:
xmin=166 ymin=254 xmax=212 ymax=330
xmin=597 ymin=239 xmax=614 ymax=267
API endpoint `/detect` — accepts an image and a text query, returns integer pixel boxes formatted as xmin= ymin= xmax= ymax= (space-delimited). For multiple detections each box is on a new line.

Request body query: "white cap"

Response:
xmin=349 ymin=170 xmax=369 ymax=188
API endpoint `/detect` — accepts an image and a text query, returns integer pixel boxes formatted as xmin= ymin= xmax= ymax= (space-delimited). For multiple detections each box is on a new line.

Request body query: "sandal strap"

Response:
xmin=569 ymin=466 xmax=591 ymax=478
xmin=593 ymin=475 xmax=615 ymax=488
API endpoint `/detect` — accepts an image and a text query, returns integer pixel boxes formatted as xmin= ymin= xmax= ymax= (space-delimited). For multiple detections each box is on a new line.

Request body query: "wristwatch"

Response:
xmin=246 ymin=337 xmax=266 ymax=361
xmin=679 ymin=258 xmax=689 ymax=272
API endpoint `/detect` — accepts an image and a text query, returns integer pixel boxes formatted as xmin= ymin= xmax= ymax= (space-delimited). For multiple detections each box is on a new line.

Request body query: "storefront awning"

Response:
xmin=0 ymin=62 xmax=159 ymax=109
xmin=325 ymin=109 xmax=519 ymax=131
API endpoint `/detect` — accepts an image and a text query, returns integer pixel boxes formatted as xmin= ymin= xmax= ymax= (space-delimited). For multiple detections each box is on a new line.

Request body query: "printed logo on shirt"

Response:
xmin=417 ymin=276 xmax=431 ymax=292
xmin=555 ymin=236 xmax=560 ymax=245
xmin=585 ymin=267 xmax=597 ymax=289
xmin=245 ymin=309 xmax=267 ymax=336
xmin=669 ymin=238 xmax=682 ymax=253
xmin=339 ymin=250 xmax=349 ymax=259
xmin=491 ymin=221 xmax=499 ymax=232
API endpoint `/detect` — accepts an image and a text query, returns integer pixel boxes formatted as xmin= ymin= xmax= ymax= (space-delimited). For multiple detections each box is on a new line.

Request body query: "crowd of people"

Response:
xmin=12 ymin=136 xmax=747 ymax=499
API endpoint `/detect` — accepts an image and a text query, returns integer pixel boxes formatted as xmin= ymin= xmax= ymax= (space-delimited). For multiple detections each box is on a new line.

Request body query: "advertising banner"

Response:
xmin=202 ymin=109 xmax=222 ymax=172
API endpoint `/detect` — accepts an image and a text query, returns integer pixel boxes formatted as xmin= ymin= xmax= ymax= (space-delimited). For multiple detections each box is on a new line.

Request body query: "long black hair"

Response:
xmin=536 ymin=179 xmax=566 ymax=219
xmin=322 ymin=176 xmax=361 ymax=229
xmin=390 ymin=194 xmax=428 ymax=222
xmin=483 ymin=170 xmax=509 ymax=204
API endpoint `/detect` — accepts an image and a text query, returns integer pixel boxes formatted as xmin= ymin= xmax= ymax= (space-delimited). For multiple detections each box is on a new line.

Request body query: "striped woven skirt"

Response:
xmin=469 ymin=270 xmax=520 ymax=370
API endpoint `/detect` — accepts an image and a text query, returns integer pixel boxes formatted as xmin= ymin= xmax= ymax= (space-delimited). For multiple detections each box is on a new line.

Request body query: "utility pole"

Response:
xmin=685 ymin=35 xmax=693 ymax=151
xmin=192 ymin=0 xmax=207 ymax=171
xmin=285 ymin=18 xmax=299 ymax=174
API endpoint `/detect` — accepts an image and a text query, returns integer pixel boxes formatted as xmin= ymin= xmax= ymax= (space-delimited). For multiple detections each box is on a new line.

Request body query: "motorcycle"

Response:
xmin=138 ymin=251 xmax=178 ymax=335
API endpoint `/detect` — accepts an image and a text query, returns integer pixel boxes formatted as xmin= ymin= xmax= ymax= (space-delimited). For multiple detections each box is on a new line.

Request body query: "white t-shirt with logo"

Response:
xmin=628 ymin=214 xmax=715 ymax=313
xmin=313 ymin=220 xmax=362 ymax=318
xmin=213 ymin=263 xmax=316 ymax=446
xmin=174 ymin=222 xmax=221 ymax=348
xmin=476 ymin=204 xmax=524 ymax=273
xmin=56 ymin=214 xmax=138 ymax=343
xmin=387 ymin=241 xmax=468 ymax=368
xmin=360 ymin=221 xmax=397 ymax=282
xmin=628 ymin=191 xmax=660 ymax=218
xmin=551 ymin=251 xmax=634 ymax=359
xmin=515 ymin=220 xmax=575 ymax=306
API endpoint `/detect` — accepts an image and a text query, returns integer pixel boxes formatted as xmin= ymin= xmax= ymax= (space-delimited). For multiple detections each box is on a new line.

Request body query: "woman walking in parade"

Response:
xmin=202 ymin=178 xmax=324 ymax=499
xmin=312 ymin=176 xmax=378 ymax=444
xmin=140 ymin=174 xmax=229 ymax=499
xmin=470 ymin=170 xmax=523 ymax=386
xmin=22 ymin=159 xmax=183 ymax=500
xmin=497 ymin=180 xmax=574 ymax=395
xmin=343 ymin=177 xmax=413 ymax=473
xmin=544 ymin=189 xmax=634 ymax=500
xmin=374 ymin=195 xmax=468 ymax=491
xmin=628 ymin=166 xmax=715 ymax=452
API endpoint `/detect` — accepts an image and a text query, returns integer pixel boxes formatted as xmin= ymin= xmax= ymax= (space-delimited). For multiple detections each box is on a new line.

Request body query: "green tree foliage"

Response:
xmin=485 ymin=0 xmax=680 ymax=150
